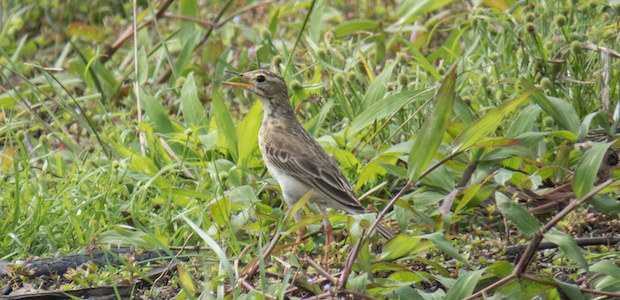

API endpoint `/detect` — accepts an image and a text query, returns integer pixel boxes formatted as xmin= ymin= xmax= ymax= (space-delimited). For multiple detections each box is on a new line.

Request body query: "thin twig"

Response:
xmin=505 ymin=235 xmax=620 ymax=255
xmin=462 ymin=274 xmax=516 ymax=300
xmin=303 ymin=257 xmax=337 ymax=286
xmin=241 ymin=232 xmax=282 ymax=279
xmin=240 ymin=279 xmax=277 ymax=299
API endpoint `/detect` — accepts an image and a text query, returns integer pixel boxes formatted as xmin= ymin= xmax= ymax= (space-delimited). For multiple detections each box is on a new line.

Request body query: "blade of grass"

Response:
xmin=408 ymin=65 xmax=457 ymax=180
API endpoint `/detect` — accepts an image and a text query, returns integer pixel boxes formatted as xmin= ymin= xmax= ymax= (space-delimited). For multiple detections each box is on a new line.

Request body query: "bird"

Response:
xmin=222 ymin=69 xmax=395 ymax=251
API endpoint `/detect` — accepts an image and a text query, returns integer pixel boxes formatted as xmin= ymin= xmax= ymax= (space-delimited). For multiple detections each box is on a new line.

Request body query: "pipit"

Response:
xmin=223 ymin=69 xmax=395 ymax=250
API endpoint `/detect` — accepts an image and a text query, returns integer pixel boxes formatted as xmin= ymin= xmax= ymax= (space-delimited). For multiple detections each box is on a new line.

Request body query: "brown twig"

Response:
xmin=303 ymin=257 xmax=337 ymax=286
xmin=240 ymin=232 xmax=282 ymax=280
xmin=505 ymin=235 xmax=620 ymax=255
xmin=239 ymin=279 xmax=277 ymax=299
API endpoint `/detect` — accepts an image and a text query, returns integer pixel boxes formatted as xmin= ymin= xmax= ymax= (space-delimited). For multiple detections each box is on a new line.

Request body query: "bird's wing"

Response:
xmin=261 ymin=120 xmax=365 ymax=213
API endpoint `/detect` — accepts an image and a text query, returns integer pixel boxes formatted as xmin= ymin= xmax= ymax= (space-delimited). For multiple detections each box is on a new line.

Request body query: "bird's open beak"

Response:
xmin=223 ymin=71 xmax=253 ymax=88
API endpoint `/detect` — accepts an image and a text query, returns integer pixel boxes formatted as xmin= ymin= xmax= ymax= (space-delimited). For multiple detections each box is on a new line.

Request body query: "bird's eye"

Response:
xmin=256 ymin=75 xmax=266 ymax=82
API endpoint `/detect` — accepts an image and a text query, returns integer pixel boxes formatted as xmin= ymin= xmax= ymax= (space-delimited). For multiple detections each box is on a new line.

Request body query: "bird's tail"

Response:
xmin=375 ymin=222 xmax=396 ymax=240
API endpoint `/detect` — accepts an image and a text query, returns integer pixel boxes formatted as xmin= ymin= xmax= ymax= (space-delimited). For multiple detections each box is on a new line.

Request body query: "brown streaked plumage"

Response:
xmin=223 ymin=69 xmax=394 ymax=239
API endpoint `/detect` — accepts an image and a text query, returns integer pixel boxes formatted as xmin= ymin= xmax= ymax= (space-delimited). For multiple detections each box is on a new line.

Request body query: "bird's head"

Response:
xmin=223 ymin=69 xmax=288 ymax=101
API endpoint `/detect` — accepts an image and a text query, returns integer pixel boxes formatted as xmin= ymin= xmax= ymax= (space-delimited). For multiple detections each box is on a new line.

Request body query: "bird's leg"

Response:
xmin=318 ymin=208 xmax=334 ymax=268
xmin=322 ymin=217 xmax=333 ymax=268
xmin=291 ymin=211 xmax=304 ymax=255
xmin=292 ymin=226 xmax=305 ymax=255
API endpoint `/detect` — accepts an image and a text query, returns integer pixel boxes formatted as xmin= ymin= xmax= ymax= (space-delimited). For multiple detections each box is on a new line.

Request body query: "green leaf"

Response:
xmin=396 ymin=0 xmax=454 ymax=26
xmin=181 ymin=73 xmax=208 ymax=133
xmin=350 ymin=90 xmax=424 ymax=134
xmin=419 ymin=232 xmax=467 ymax=263
xmin=139 ymin=87 xmax=174 ymax=133
xmin=590 ymin=194 xmax=620 ymax=214
xmin=361 ymin=62 xmax=396 ymax=109
xmin=380 ymin=234 xmax=423 ymax=261
xmin=410 ymin=47 xmax=442 ymax=81
xmin=333 ymin=20 xmax=378 ymax=37
xmin=408 ymin=66 xmax=456 ymax=181
xmin=590 ymin=260 xmax=620 ymax=279
xmin=486 ymin=261 xmax=514 ymax=277
xmin=495 ymin=192 xmax=539 ymax=236
xmin=544 ymin=230 xmax=588 ymax=271
xmin=236 ymin=101 xmax=262 ymax=167
xmin=136 ymin=46 xmax=148 ymax=85
xmin=450 ymin=87 xmax=534 ymax=154
xmin=506 ymin=105 xmax=542 ymax=138
xmin=573 ymin=142 xmax=612 ymax=198
xmin=212 ymin=89 xmax=238 ymax=161
xmin=523 ymin=80 xmax=580 ymax=134
xmin=555 ymin=279 xmax=585 ymax=300
xmin=183 ymin=216 xmax=235 ymax=285
xmin=444 ymin=269 xmax=484 ymax=300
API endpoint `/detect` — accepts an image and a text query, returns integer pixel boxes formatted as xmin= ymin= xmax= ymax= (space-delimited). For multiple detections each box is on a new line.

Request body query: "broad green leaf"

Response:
xmin=506 ymin=105 xmax=542 ymax=137
xmin=547 ymin=130 xmax=578 ymax=142
xmin=573 ymin=142 xmax=612 ymax=198
xmin=486 ymin=261 xmax=514 ymax=277
xmin=350 ymin=90 xmax=424 ymax=134
xmin=181 ymin=73 xmax=208 ymax=133
xmin=419 ymin=232 xmax=467 ymax=263
xmin=577 ymin=112 xmax=599 ymax=141
xmin=495 ymin=192 xmax=539 ymax=236
xmin=236 ymin=101 xmax=262 ymax=167
xmin=177 ymin=264 xmax=197 ymax=294
xmin=386 ymin=271 xmax=425 ymax=284
xmin=544 ymin=230 xmax=588 ymax=271
xmin=590 ymin=260 xmax=620 ymax=279
xmin=212 ymin=89 xmax=238 ymax=161
xmin=361 ymin=62 xmax=396 ymax=109
xmin=523 ymin=80 xmax=580 ymax=134
xmin=450 ymin=88 xmax=534 ymax=154
xmin=408 ymin=66 xmax=456 ymax=180
xmin=444 ymin=269 xmax=484 ymax=300
xmin=333 ymin=20 xmax=378 ymax=37
xmin=555 ymin=279 xmax=585 ymax=300
xmin=591 ymin=194 xmax=620 ymax=214
xmin=139 ymin=87 xmax=174 ymax=133
xmin=380 ymin=234 xmax=423 ymax=261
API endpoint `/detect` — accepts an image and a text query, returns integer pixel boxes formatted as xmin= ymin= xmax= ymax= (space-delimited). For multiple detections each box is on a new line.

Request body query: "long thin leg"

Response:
xmin=322 ymin=217 xmax=332 ymax=267
xmin=292 ymin=226 xmax=305 ymax=255
xmin=291 ymin=211 xmax=304 ymax=255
